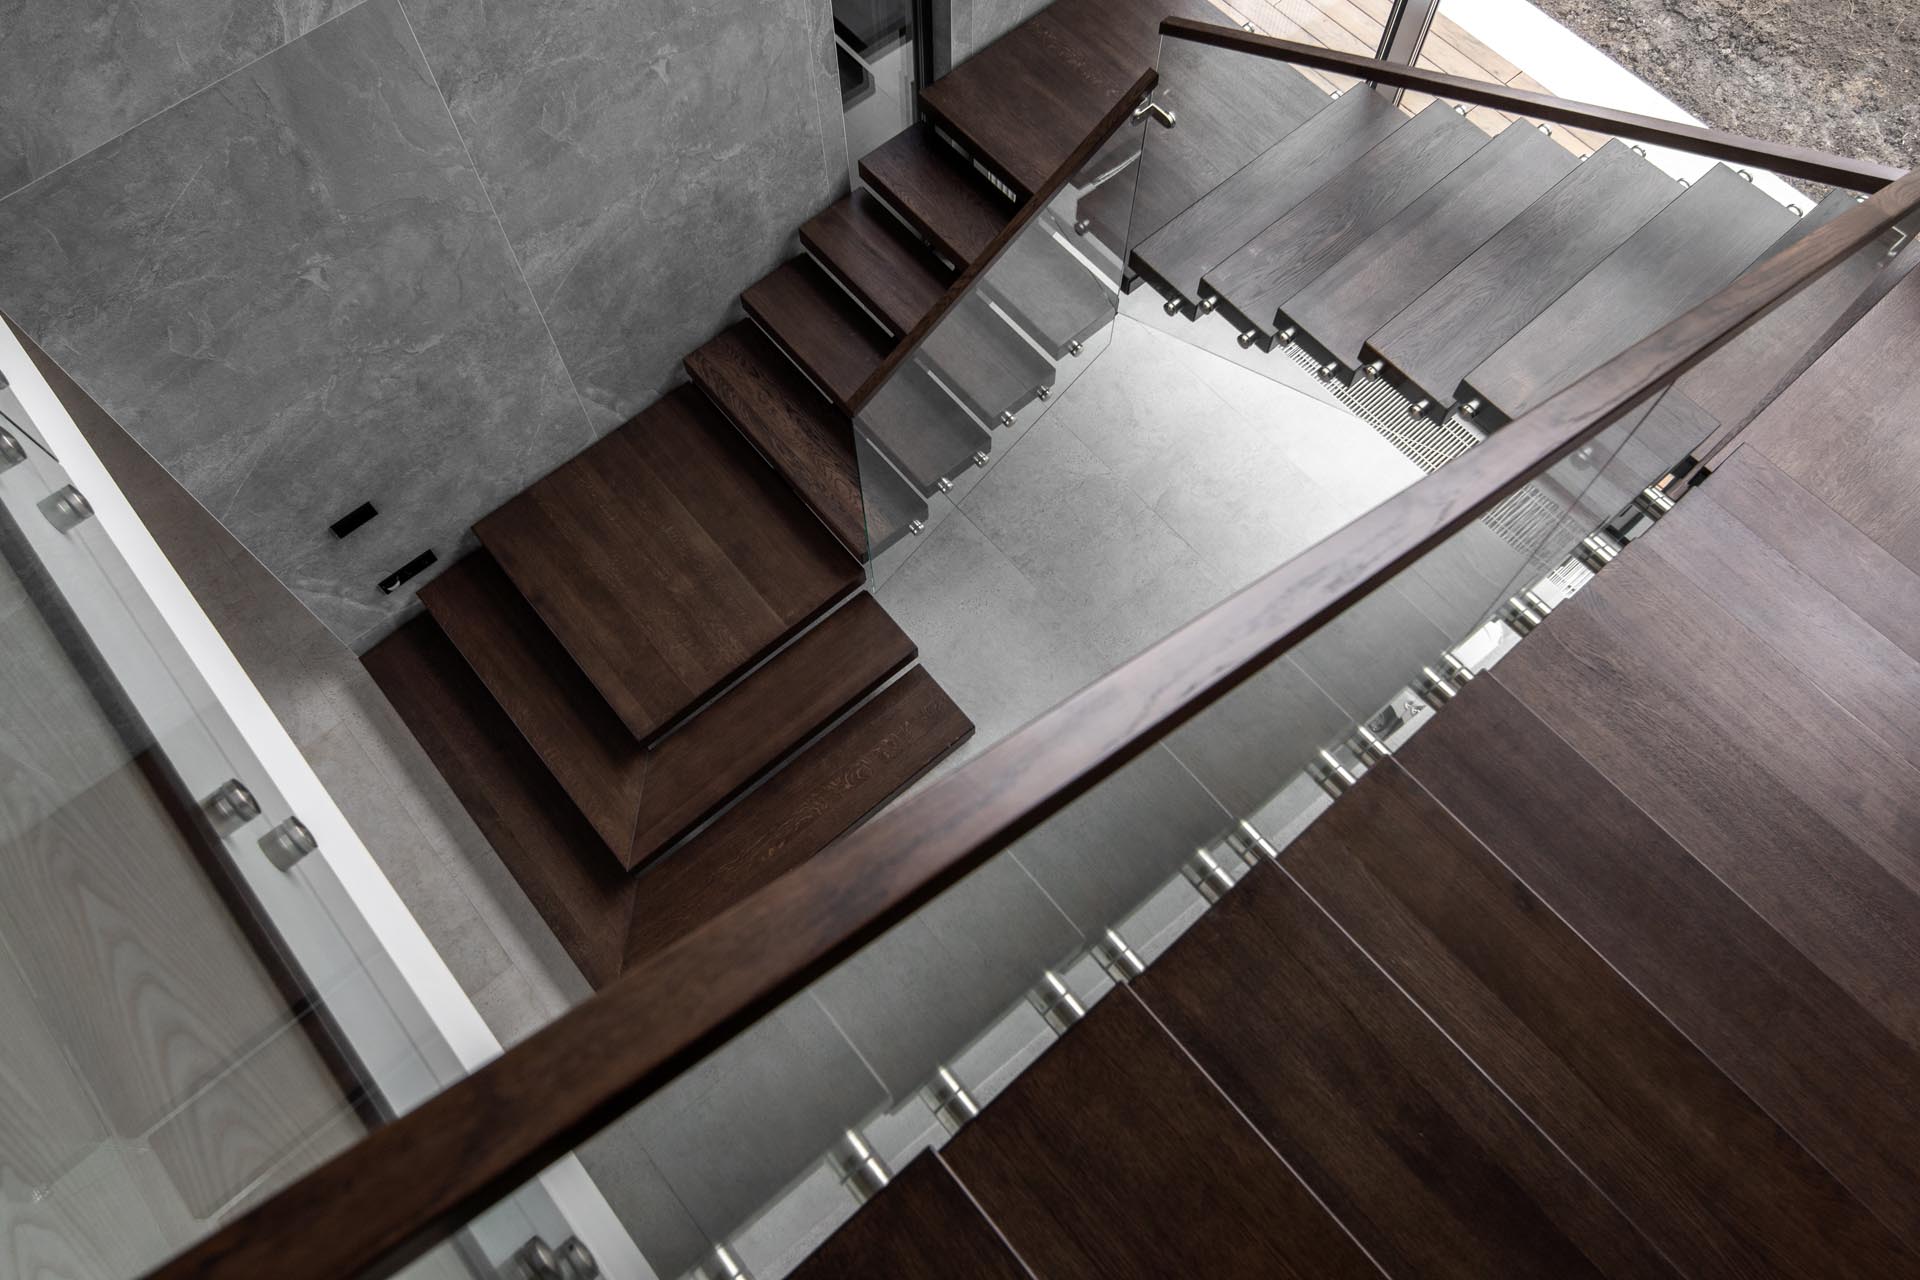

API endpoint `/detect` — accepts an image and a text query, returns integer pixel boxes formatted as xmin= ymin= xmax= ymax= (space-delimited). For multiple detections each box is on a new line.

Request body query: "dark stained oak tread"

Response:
xmin=858 ymin=127 xmax=1010 ymax=267
xmin=684 ymin=321 xmax=874 ymax=558
xmin=917 ymin=292 xmax=1056 ymax=424
xmin=1365 ymin=139 xmax=1679 ymax=409
xmin=742 ymin=255 xmax=895 ymax=413
xmin=1140 ymin=860 xmax=1678 ymax=1279
xmin=363 ymin=618 xmax=637 ymax=989
xmin=859 ymin=362 xmax=992 ymax=496
xmin=623 ymin=666 xmax=973 ymax=966
xmin=979 ymin=226 xmax=1116 ymax=358
xmin=1286 ymin=763 xmax=1915 ymax=1278
xmin=1133 ymin=88 xmax=1409 ymax=309
xmin=1282 ymin=120 xmax=1577 ymax=370
xmin=786 ymin=1154 xmax=1031 ymax=1280
xmin=475 ymin=384 xmax=863 ymax=744
xmin=800 ymin=190 xmax=951 ymax=337
xmin=1462 ymin=164 xmax=1797 ymax=424
xmin=943 ymin=990 xmax=1381 ymax=1279
xmin=421 ymin=553 xmax=919 ymax=869
xmin=1203 ymin=100 xmax=1489 ymax=347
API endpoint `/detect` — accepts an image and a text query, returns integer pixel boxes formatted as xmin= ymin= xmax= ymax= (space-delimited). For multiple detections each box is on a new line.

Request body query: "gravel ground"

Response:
xmin=1530 ymin=0 xmax=1918 ymax=170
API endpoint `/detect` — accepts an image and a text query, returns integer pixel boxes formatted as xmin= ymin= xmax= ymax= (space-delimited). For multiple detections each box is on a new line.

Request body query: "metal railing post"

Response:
xmin=1372 ymin=0 xmax=1443 ymax=103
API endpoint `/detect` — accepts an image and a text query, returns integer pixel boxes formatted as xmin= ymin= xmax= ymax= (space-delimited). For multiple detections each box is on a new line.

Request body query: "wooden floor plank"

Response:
xmin=1285 ymin=763 xmax=1915 ymax=1279
xmin=1365 ymin=140 xmax=1678 ymax=410
xmin=943 ymin=990 xmax=1382 ymax=1279
xmin=1138 ymin=861 xmax=1679 ymax=1279
xmin=476 ymin=386 xmax=862 ymax=744
xmin=1400 ymin=675 xmax=1920 ymax=1252
xmin=787 ymin=1154 xmax=1032 ymax=1280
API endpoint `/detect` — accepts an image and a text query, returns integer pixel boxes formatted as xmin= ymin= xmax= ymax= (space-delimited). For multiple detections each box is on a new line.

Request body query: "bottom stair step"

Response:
xmin=624 ymin=666 xmax=973 ymax=966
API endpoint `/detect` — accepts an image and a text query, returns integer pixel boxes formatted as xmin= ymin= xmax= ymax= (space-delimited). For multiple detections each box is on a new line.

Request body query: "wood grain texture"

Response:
xmin=1159 ymin=20 xmax=1907 ymax=192
xmin=1283 ymin=120 xmax=1576 ymax=368
xmin=1400 ymin=675 xmax=1920 ymax=1252
xmin=800 ymin=190 xmax=951 ymax=338
xmin=1133 ymin=88 xmax=1408 ymax=307
xmin=1366 ymin=140 xmax=1678 ymax=408
xmin=858 ymin=127 xmax=1010 ymax=267
xmin=859 ymin=362 xmax=992 ymax=496
xmin=788 ymin=1153 xmax=1033 ymax=1280
xmin=683 ymin=321 xmax=876 ymax=558
xmin=476 ymin=385 xmax=863 ymax=744
xmin=1463 ymin=165 xmax=1797 ymax=423
xmin=1286 ymin=763 xmax=1913 ymax=1278
xmin=1202 ymin=101 xmax=1488 ymax=345
xmin=1084 ymin=35 xmax=1332 ymax=254
xmin=1493 ymin=547 xmax=1920 ymax=1051
xmin=741 ymin=256 xmax=895 ymax=413
xmin=363 ymin=618 xmax=637 ymax=988
xmin=917 ymin=292 xmax=1055 ymax=424
xmin=425 ymin=554 xmax=918 ymax=869
xmin=624 ymin=666 xmax=973 ymax=966
xmin=943 ymin=990 xmax=1381 ymax=1279
xmin=0 ymin=934 xmax=103 ymax=1192
xmin=1741 ymin=264 xmax=1920 ymax=574
xmin=978 ymin=226 xmax=1115 ymax=359
xmin=1138 ymin=861 xmax=1678 ymax=1279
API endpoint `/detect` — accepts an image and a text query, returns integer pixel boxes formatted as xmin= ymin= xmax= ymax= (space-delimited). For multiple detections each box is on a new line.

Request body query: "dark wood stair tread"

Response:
xmin=475 ymin=384 xmax=863 ymax=744
xmin=1364 ymin=139 xmax=1678 ymax=410
xmin=363 ymin=618 xmax=637 ymax=989
xmin=942 ymin=991 xmax=1380 ymax=1278
xmin=742 ymin=255 xmax=894 ymax=413
xmin=1132 ymin=89 xmax=1409 ymax=310
xmin=859 ymin=363 xmax=991 ymax=495
xmin=421 ymin=554 xmax=919 ymax=870
xmin=684 ymin=321 xmax=872 ymax=558
xmin=623 ymin=666 xmax=973 ymax=966
xmin=1284 ymin=120 xmax=1577 ymax=371
xmin=1081 ymin=36 xmax=1333 ymax=258
xmin=800 ymin=190 xmax=951 ymax=337
xmin=1139 ymin=859 xmax=1680 ymax=1278
xmin=1287 ymin=762 xmax=1914 ymax=1277
xmin=979 ymin=226 xmax=1116 ymax=359
xmin=917 ymin=291 xmax=1055 ymax=425
xmin=1462 ymin=164 xmax=1797 ymax=424
xmin=855 ymin=436 xmax=932 ymax=558
xmin=787 ymin=1155 xmax=1030 ymax=1280
xmin=1203 ymin=100 xmax=1489 ymax=347
xmin=859 ymin=127 xmax=1010 ymax=267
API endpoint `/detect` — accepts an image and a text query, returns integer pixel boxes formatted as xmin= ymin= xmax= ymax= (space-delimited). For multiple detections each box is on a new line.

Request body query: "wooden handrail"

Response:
xmin=1162 ymin=18 xmax=1906 ymax=193
xmin=149 ymin=99 xmax=1920 ymax=1280
xmin=844 ymin=68 xmax=1158 ymax=411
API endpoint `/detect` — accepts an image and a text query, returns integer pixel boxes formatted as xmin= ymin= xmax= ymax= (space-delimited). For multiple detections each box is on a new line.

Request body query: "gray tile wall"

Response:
xmin=0 ymin=0 xmax=848 ymax=649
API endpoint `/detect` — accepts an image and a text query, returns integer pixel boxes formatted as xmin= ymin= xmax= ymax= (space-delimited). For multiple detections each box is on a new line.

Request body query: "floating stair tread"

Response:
xmin=363 ymin=618 xmax=635 ymax=989
xmin=788 ymin=1155 xmax=1031 ymax=1280
xmin=856 ymin=435 xmax=933 ymax=557
xmin=1203 ymin=101 xmax=1489 ymax=345
xmin=1138 ymin=860 xmax=1680 ymax=1279
xmin=1406 ymin=671 xmax=1920 ymax=1251
xmin=942 ymin=991 xmax=1380 ymax=1277
xmin=979 ymin=227 xmax=1116 ymax=359
xmin=423 ymin=554 xmax=920 ymax=870
xmin=1289 ymin=762 xmax=1914 ymax=1277
xmin=742 ymin=256 xmax=894 ymax=413
xmin=475 ymin=384 xmax=863 ymax=744
xmin=684 ymin=321 xmax=873 ymax=558
xmin=1285 ymin=120 xmax=1577 ymax=369
xmin=1133 ymin=89 xmax=1409 ymax=308
xmin=1463 ymin=164 xmax=1797 ymax=423
xmin=624 ymin=666 xmax=973 ymax=966
xmin=1081 ymin=37 xmax=1333 ymax=257
xmin=917 ymin=292 xmax=1055 ymax=424
xmin=860 ymin=363 xmax=991 ymax=495
xmin=859 ymin=128 xmax=1010 ymax=267
xmin=800 ymin=190 xmax=951 ymax=337
xmin=1365 ymin=139 xmax=1678 ymax=409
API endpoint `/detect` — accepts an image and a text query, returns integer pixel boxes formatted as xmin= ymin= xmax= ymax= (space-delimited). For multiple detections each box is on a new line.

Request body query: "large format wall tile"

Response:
xmin=0 ymin=0 xmax=592 ymax=645
xmin=0 ymin=0 xmax=357 ymax=199
xmin=406 ymin=0 xmax=848 ymax=428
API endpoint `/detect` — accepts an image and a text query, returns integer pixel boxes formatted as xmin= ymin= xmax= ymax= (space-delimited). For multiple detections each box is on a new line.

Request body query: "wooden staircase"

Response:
xmin=789 ymin=269 xmax=1920 ymax=1277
